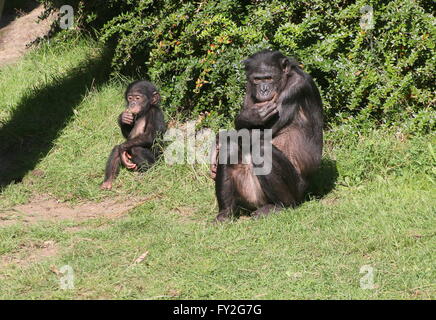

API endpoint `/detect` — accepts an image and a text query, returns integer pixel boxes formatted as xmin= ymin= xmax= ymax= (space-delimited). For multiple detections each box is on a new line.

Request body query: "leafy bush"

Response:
xmin=39 ymin=0 xmax=435 ymax=133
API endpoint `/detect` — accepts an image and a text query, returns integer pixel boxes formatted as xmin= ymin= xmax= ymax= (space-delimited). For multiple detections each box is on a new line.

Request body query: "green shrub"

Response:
xmin=39 ymin=0 xmax=435 ymax=133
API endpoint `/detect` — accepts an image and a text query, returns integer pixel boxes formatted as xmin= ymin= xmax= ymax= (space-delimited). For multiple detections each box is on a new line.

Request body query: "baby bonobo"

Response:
xmin=100 ymin=80 xmax=166 ymax=190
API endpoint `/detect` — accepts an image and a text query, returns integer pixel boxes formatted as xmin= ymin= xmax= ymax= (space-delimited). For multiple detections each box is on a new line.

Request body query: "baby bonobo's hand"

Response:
xmin=120 ymin=151 xmax=137 ymax=170
xmin=121 ymin=111 xmax=135 ymax=125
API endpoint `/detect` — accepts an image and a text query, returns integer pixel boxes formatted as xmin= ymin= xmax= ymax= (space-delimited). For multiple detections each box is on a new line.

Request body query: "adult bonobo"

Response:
xmin=100 ymin=80 xmax=166 ymax=190
xmin=211 ymin=50 xmax=323 ymax=221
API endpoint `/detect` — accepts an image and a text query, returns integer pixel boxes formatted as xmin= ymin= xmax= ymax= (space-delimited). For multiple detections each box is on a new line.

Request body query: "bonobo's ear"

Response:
xmin=151 ymin=91 xmax=161 ymax=105
xmin=242 ymin=58 xmax=251 ymax=71
xmin=281 ymin=58 xmax=291 ymax=74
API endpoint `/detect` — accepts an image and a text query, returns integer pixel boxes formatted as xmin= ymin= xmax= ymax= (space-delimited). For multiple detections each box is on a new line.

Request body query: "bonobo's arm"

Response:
xmin=152 ymin=107 xmax=167 ymax=136
xmin=118 ymin=108 xmax=165 ymax=152
xmin=235 ymin=71 xmax=310 ymax=136
xmin=119 ymin=129 xmax=154 ymax=152
xmin=270 ymin=72 xmax=311 ymax=136
xmin=235 ymin=98 xmax=278 ymax=130
xmin=118 ymin=113 xmax=133 ymax=139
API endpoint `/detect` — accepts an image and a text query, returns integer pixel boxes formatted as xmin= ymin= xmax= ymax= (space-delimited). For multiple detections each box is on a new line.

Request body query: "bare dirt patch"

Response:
xmin=0 ymin=2 xmax=56 ymax=67
xmin=0 ymin=239 xmax=58 ymax=268
xmin=0 ymin=195 xmax=151 ymax=227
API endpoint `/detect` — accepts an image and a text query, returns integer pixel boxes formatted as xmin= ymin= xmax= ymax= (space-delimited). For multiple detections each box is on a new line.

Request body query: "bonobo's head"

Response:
xmin=125 ymin=80 xmax=161 ymax=115
xmin=243 ymin=50 xmax=297 ymax=103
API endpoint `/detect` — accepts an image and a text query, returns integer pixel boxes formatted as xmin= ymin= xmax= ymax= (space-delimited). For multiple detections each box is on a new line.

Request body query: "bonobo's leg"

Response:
xmin=252 ymin=145 xmax=302 ymax=217
xmin=129 ymin=146 xmax=156 ymax=171
xmin=100 ymin=145 xmax=122 ymax=190
xmin=251 ymin=204 xmax=281 ymax=219
xmin=215 ymin=136 xmax=304 ymax=221
xmin=215 ymin=162 xmax=238 ymax=222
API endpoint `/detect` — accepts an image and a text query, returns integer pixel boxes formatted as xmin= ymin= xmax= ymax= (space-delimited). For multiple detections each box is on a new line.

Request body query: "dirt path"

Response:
xmin=0 ymin=195 xmax=151 ymax=227
xmin=0 ymin=194 xmax=151 ymax=267
xmin=0 ymin=1 xmax=56 ymax=66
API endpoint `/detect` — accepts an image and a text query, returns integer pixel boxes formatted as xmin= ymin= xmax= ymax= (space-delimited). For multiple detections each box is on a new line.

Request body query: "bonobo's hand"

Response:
xmin=239 ymin=101 xmax=278 ymax=127
xmin=120 ymin=151 xmax=137 ymax=170
xmin=253 ymin=100 xmax=279 ymax=123
xmin=210 ymin=140 xmax=220 ymax=180
xmin=120 ymin=111 xmax=135 ymax=125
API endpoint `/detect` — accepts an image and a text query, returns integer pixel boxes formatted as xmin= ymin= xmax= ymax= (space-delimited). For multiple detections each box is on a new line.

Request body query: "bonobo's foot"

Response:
xmin=215 ymin=211 xmax=231 ymax=223
xmin=251 ymin=204 xmax=281 ymax=219
xmin=100 ymin=181 xmax=113 ymax=190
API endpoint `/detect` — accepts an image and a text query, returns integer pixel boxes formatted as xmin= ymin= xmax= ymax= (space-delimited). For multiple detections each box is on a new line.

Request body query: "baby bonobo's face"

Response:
xmin=127 ymin=91 xmax=148 ymax=115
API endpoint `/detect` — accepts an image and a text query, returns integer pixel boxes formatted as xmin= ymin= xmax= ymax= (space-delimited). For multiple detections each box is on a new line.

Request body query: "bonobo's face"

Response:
xmin=248 ymin=63 xmax=282 ymax=103
xmin=126 ymin=91 xmax=148 ymax=115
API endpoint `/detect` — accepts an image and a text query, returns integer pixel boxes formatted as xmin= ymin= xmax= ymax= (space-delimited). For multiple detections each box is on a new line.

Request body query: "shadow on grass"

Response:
xmin=305 ymin=158 xmax=338 ymax=200
xmin=0 ymin=46 xmax=113 ymax=190
xmin=0 ymin=0 xmax=40 ymax=29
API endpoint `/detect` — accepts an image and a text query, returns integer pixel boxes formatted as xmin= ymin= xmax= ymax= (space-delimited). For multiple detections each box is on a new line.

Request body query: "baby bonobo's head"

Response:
xmin=125 ymin=80 xmax=161 ymax=116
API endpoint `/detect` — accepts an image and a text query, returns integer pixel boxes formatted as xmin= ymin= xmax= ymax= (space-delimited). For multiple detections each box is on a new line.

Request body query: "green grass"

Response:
xmin=0 ymin=36 xmax=435 ymax=299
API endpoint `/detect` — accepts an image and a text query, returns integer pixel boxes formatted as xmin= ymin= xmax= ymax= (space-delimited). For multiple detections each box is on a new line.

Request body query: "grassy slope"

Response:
xmin=0 ymin=37 xmax=435 ymax=299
